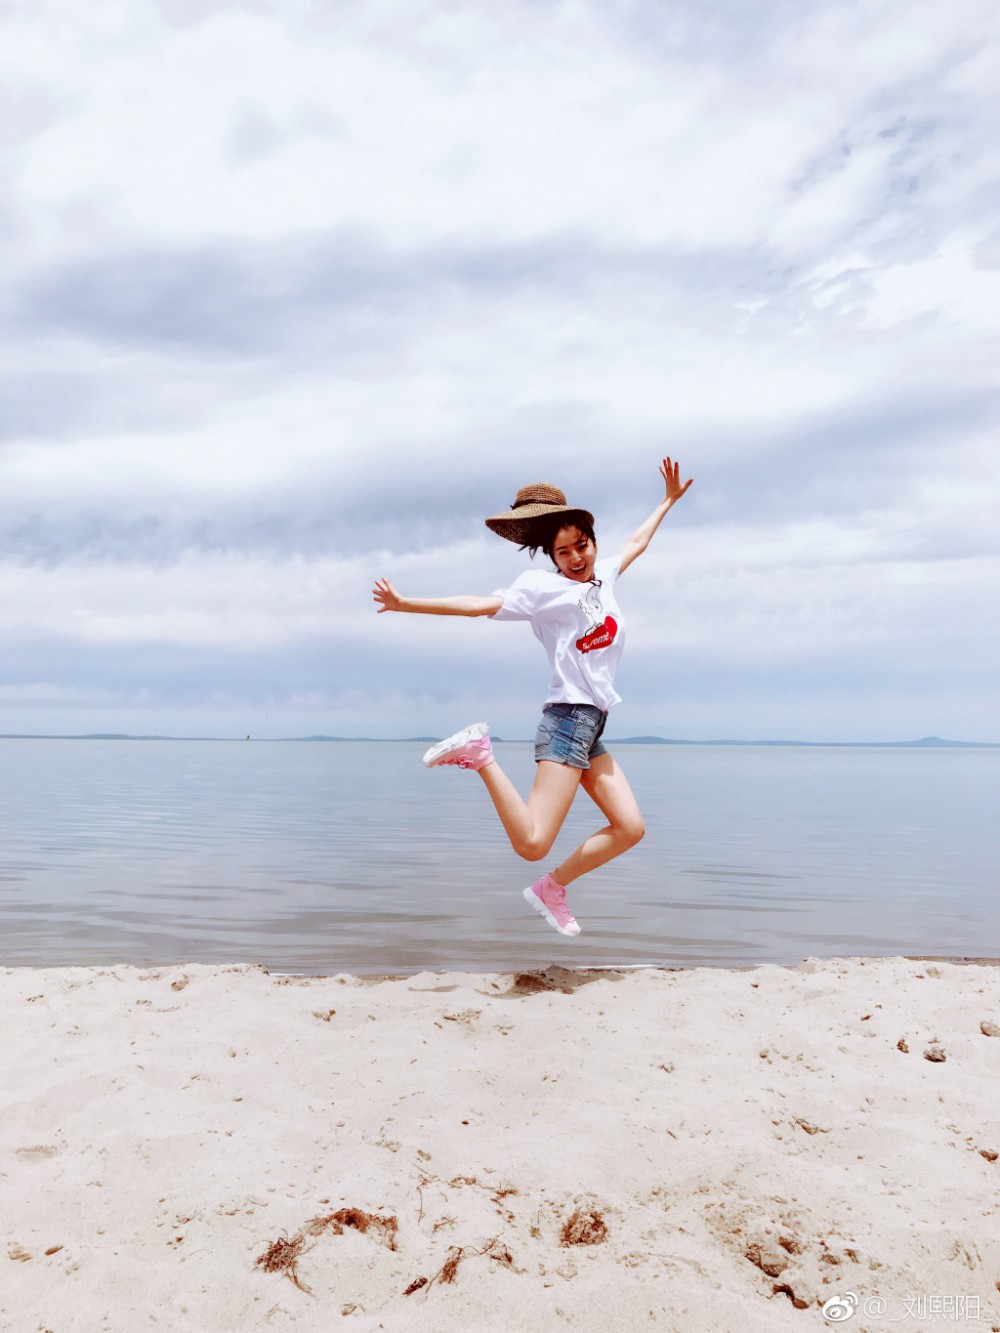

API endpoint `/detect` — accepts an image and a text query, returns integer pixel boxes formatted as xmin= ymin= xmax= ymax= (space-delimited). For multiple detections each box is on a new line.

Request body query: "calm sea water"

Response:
xmin=1 ymin=738 xmax=997 ymax=974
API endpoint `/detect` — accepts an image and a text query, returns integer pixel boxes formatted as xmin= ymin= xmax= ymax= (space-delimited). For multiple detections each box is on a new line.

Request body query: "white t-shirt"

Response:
xmin=490 ymin=555 xmax=625 ymax=710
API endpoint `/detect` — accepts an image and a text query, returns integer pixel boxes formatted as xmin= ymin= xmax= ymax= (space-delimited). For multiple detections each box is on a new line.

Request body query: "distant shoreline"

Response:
xmin=1 ymin=733 xmax=997 ymax=748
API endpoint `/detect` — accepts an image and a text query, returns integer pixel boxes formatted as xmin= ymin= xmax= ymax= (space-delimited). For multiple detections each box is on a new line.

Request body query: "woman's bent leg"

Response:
xmin=478 ymin=758 xmax=582 ymax=861
xmin=552 ymin=752 xmax=644 ymax=885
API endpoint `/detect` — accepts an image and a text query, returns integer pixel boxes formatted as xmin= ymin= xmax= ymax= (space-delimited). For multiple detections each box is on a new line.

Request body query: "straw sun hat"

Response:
xmin=484 ymin=483 xmax=595 ymax=547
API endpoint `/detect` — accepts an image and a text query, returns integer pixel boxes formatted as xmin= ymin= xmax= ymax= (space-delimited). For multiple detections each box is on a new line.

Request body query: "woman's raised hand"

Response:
xmin=373 ymin=577 xmax=404 ymax=613
xmin=660 ymin=456 xmax=693 ymax=506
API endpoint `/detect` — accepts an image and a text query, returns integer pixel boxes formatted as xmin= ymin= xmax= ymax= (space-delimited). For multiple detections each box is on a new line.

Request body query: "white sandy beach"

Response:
xmin=2 ymin=956 xmax=999 ymax=1332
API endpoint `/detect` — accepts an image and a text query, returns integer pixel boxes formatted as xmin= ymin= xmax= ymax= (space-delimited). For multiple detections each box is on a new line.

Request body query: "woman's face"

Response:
xmin=552 ymin=525 xmax=597 ymax=583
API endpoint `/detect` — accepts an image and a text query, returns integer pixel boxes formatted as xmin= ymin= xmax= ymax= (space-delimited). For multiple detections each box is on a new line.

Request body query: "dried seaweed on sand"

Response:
xmin=404 ymin=1236 xmax=519 ymax=1297
xmin=256 ymin=1205 xmax=400 ymax=1295
xmin=305 ymin=1207 xmax=399 ymax=1251
xmin=255 ymin=1233 xmax=311 ymax=1294
xmin=560 ymin=1209 xmax=608 ymax=1246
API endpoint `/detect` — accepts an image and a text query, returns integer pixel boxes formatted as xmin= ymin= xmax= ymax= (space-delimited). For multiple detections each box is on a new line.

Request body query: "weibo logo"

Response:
xmin=576 ymin=616 xmax=618 ymax=654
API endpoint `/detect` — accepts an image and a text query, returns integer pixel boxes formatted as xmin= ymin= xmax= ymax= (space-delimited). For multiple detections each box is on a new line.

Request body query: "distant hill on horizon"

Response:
xmin=611 ymin=735 xmax=1000 ymax=749
xmin=2 ymin=733 xmax=998 ymax=748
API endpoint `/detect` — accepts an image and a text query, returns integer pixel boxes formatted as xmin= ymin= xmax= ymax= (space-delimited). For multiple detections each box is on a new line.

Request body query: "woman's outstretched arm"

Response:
xmin=618 ymin=456 xmax=693 ymax=575
xmin=373 ymin=578 xmax=503 ymax=617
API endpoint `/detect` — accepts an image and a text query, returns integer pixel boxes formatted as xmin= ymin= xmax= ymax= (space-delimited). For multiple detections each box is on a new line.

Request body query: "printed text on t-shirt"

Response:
xmin=576 ymin=616 xmax=618 ymax=653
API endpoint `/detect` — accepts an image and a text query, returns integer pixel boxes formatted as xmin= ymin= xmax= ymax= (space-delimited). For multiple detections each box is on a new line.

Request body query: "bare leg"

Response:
xmin=552 ymin=752 xmax=644 ymax=885
xmin=478 ymin=758 xmax=582 ymax=861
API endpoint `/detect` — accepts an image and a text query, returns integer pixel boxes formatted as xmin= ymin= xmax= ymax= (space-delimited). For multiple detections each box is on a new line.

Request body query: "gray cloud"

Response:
xmin=13 ymin=232 xmax=764 ymax=354
xmin=0 ymin=365 xmax=213 ymax=443
xmin=2 ymin=376 xmax=992 ymax=568
xmin=12 ymin=202 xmax=983 ymax=361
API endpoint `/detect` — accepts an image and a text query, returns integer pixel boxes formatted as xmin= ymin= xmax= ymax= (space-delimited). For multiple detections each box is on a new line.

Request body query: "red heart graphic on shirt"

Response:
xmin=576 ymin=616 xmax=618 ymax=654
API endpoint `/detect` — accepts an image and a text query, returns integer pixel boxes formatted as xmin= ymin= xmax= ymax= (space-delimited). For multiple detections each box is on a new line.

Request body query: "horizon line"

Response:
xmin=1 ymin=733 xmax=997 ymax=749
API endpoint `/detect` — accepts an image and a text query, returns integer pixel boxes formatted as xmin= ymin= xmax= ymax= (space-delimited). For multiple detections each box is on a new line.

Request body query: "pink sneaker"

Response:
xmin=523 ymin=873 xmax=581 ymax=937
xmin=422 ymin=722 xmax=494 ymax=771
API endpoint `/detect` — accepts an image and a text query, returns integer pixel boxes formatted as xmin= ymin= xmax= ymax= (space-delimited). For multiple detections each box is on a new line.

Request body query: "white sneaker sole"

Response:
xmin=522 ymin=885 xmax=581 ymax=937
xmin=422 ymin=722 xmax=489 ymax=767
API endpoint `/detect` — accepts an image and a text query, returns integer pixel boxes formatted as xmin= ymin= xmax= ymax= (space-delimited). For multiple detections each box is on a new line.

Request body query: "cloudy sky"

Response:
xmin=1 ymin=0 xmax=998 ymax=742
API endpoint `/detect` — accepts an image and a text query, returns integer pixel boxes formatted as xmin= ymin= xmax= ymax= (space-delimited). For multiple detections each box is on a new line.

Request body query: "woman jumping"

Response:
xmin=372 ymin=457 xmax=693 ymax=937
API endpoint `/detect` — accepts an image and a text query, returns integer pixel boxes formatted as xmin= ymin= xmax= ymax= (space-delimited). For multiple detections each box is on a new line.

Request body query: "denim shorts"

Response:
xmin=534 ymin=702 xmax=609 ymax=770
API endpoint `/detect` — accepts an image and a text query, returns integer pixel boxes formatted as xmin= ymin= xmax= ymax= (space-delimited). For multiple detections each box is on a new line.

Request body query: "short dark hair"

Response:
xmin=520 ymin=511 xmax=596 ymax=566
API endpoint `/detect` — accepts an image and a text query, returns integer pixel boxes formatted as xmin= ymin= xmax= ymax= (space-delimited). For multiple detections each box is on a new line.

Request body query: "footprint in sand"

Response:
xmin=16 ymin=1145 xmax=60 ymax=1161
